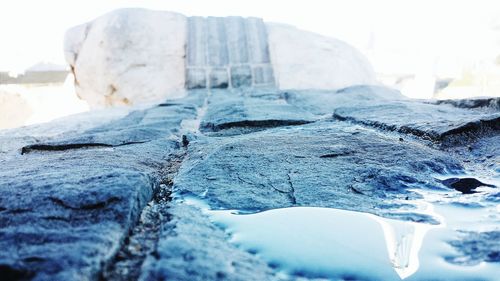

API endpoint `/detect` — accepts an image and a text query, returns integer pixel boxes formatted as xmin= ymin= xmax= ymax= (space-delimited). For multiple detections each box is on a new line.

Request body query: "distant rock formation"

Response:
xmin=64 ymin=8 xmax=376 ymax=108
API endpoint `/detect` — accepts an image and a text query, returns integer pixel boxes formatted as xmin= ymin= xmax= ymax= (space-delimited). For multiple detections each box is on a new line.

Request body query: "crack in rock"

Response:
xmin=320 ymin=152 xmax=353 ymax=158
xmin=21 ymin=141 xmax=148 ymax=155
xmin=49 ymin=196 xmax=121 ymax=211
xmin=286 ymin=172 xmax=297 ymax=205
xmin=441 ymin=178 xmax=496 ymax=194
xmin=203 ymin=119 xmax=313 ymax=132
xmin=100 ymin=152 xmax=187 ymax=281
xmin=0 ymin=264 xmax=34 ymax=281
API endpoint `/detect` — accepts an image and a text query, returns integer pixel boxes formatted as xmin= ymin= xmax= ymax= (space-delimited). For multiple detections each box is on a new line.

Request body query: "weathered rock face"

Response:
xmin=0 ymin=94 xmax=202 ymax=280
xmin=1 ymin=86 xmax=499 ymax=280
xmin=64 ymin=8 xmax=376 ymax=108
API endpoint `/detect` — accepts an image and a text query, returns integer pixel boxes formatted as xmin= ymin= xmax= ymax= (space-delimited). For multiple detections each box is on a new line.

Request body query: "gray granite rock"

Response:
xmin=288 ymin=87 xmax=500 ymax=146
xmin=432 ymin=97 xmax=500 ymax=111
xmin=200 ymin=90 xmax=316 ymax=135
xmin=0 ymin=98 xmax=199 ymax=280
xmin=333 ymin=101 xmax=500 ymax=145
xmin=447 ymin=231 xmax=500 ymax=265
xmin=245 ymin=17 xmax=272 ymax=64
xmin=174 ymin=120 xmax=462 ymax=222
xmin=1 ymin=86 xmax=499 ymax=281
xmin=139 ymin=202 xmax=278 ymax=281
xmin=206 ymin=17 xmax=229 ymax=67
xmin=282 ymin=85 xmax=407 ymax=116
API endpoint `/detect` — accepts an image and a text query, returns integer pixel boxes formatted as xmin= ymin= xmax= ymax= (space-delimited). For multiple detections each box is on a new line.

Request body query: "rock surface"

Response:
xmin=175 ymin=117 xmax=462 ymax=224
xmin=4 ymin=8 xmax=500 ymax=279
xmin=1 ymin=86 xmax=499 ymax=280
xmin=267 ymin=23 xmax=376 ymax=90
xmin=65 ymin=9 xmax=187 ymax=108
xmin=0 ymin=95 xmax=199 ymax=280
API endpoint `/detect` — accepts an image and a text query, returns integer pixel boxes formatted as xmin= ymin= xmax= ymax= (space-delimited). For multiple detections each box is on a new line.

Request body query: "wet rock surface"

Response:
xmin=0 ymin=86 xmax=499 ymax=280
xmin=447 ymin=231 xmax=500 ymax=265
xmin=176 ymin=120 xmax=462 ymax=220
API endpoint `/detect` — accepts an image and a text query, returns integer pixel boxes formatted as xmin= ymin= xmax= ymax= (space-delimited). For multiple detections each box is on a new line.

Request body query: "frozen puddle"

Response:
xmin=185 ymin=195 xmax=500 ymax=281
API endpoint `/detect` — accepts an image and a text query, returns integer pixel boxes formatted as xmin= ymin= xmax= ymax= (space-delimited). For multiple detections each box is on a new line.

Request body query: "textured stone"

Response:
xmin=447 ymin=231 xmax=500 ymax=265
xmin=282 ymin=85 xmax=406 ymax=116
xmin=0 ymin=97 xmax=199 ymax=280
xmin=433 ymin=97 xmax=500 ymax=111
xmin=246 ymin=18 xmax=271 ymax=63
xmin=175 ymin=120 xmax=462 ymax=222
xmin=64 ymin=8 xmax=381 ymax=104
xmin=139 ymin=203 xmax=277 ymax=281
xmin=1 ymin=85 xmax=499 ymax=281
xmin=333 ymin=101 xmax=500 ymax=145
xmin=200 ymin=90 xmax=316 ymax=135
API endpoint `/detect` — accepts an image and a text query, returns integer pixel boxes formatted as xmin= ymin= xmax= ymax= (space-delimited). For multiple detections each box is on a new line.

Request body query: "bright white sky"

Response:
xmin=1 ymin=0 xmax=499 ymax=75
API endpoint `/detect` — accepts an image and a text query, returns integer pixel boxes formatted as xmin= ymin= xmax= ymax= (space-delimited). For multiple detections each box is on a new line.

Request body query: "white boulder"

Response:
xmin=64 ymin=8 xmax=187 ymax=108
xmin=266 ymin=23 xmax=376 ymax=90
xmin=65 ymin=9 xmax=377 ymax=108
